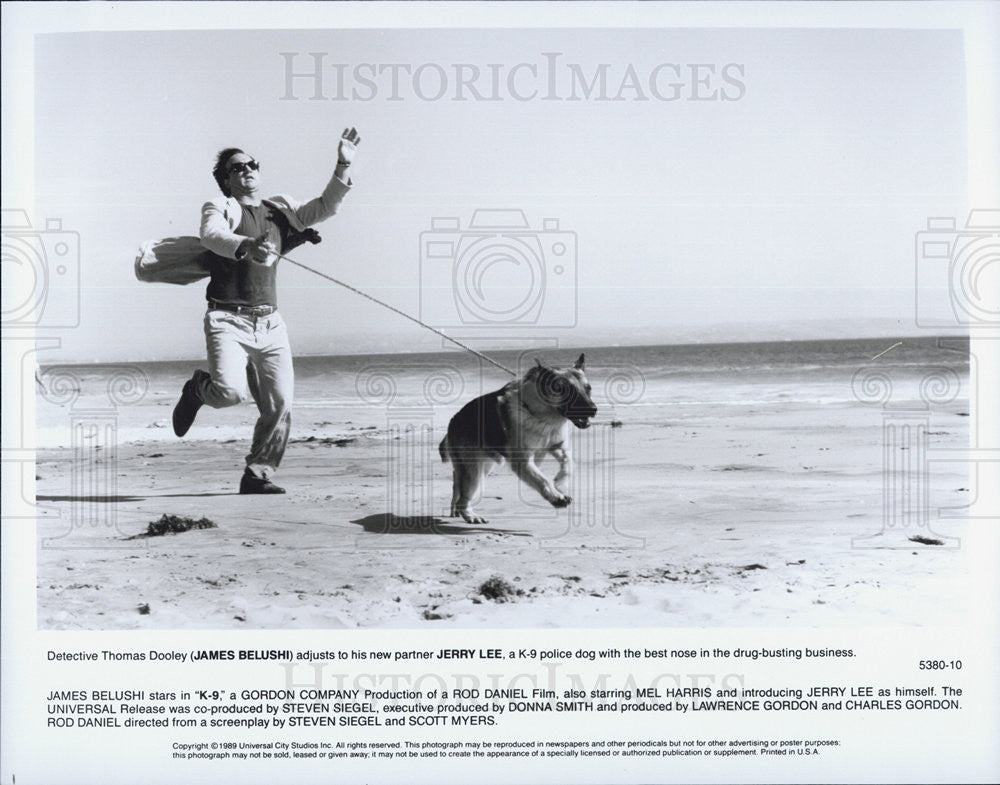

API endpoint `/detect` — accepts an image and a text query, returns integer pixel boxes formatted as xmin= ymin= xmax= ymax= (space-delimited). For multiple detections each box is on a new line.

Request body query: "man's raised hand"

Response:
xmin=337 ymin=127 xmax=361 ymax=166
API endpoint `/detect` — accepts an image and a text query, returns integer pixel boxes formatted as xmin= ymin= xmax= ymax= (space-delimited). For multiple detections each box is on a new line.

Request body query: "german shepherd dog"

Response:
xmin=439 ymin=354 xmax=598 ymax=524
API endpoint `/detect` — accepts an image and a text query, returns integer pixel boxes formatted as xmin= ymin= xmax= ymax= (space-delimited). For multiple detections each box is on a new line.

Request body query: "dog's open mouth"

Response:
xmin=570 ymin=415 xmax=593 ymax=429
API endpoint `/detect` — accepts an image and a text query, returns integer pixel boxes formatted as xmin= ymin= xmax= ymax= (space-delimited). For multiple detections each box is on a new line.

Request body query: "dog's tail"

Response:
xmin=438 ymin=434 xmax=450 ymax=463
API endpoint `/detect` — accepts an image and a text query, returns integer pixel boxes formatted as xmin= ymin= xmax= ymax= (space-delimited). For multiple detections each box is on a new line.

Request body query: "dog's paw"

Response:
xmin=460 ymin=510 xmax=489 ymax=525
xmin=550 ymin=494 xmax=572 ymax=508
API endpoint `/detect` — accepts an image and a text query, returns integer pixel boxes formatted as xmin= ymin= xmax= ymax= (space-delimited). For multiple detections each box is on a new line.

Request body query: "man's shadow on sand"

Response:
xmin=37 ymin=493 xmax=235 ymax=502
xmin=350 ymin=513 xmax=530 ymax=537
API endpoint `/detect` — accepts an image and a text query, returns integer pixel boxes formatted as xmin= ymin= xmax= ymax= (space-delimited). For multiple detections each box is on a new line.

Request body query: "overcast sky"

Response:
xmin=20 ymin=24 xmax=967 ymax=361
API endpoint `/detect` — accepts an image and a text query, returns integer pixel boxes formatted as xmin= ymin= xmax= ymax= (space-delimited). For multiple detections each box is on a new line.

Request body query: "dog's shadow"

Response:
xmin=350 ymin=513 xmax=530 ymax=537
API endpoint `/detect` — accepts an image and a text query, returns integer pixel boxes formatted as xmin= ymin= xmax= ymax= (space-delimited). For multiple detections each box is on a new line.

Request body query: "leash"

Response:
xmin=273 ymin=250 xmax=517 ymax=377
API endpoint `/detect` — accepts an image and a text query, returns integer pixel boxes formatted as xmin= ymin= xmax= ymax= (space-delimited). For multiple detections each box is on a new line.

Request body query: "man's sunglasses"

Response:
xmin=228 ymin=159 xmax=260 ymax=175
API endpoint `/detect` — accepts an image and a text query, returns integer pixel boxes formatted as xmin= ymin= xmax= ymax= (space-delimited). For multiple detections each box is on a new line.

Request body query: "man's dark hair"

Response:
xmin=213 ymin=148 xmax=245 ymax=197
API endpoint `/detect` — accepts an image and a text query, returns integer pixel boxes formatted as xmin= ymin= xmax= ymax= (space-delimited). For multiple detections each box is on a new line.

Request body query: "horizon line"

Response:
xmin=36 ymin=331 xmax=969 ymax=369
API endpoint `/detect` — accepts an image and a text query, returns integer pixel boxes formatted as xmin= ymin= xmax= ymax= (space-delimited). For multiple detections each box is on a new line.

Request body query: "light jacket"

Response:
xmin=135 ymin=172 xmax=352 ymax=285
xmin=200 ymin=172 xmax=352 ymax=259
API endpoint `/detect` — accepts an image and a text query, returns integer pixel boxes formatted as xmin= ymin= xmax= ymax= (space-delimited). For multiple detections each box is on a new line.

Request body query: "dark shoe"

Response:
xmin=239 ymin=472 xmax=286 ymax=495
xmin=172 ymin=370 xmax=210 ymax=437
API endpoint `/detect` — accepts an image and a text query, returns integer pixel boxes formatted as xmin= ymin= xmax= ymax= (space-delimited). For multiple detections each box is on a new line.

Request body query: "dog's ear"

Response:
xmin=574 ymin=353 xmax=586 ymax=370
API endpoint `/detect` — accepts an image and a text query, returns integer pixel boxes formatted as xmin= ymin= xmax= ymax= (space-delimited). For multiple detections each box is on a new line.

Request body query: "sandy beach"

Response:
xmin=34 ymin=341 xmax=972 ymax=631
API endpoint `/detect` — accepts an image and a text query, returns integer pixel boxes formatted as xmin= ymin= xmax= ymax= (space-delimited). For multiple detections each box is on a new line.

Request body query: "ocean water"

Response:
xmin=35 ymin=336 xmax=969 ymax=445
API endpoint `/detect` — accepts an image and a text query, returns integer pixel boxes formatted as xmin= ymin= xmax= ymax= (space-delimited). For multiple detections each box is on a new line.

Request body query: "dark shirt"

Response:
xmin=205 ymin=203 xmax=288 ymax=307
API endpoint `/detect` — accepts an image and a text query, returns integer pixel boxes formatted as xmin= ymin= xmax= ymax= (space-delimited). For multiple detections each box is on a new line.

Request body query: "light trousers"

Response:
xmin=199 ymin=309 xmax=293 ymax=480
